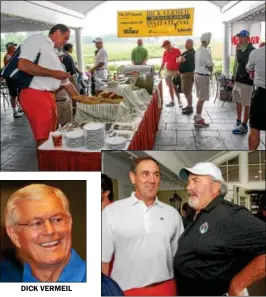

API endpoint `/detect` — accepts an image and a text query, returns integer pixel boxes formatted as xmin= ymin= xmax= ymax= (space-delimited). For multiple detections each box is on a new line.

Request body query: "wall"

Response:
xmin=0 ymin=180 xmax=87 ymax=260
xmin=158 ymin=190 xmax=188 ymax=206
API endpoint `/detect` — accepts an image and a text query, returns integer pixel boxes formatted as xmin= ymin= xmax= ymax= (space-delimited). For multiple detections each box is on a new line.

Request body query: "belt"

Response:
xmin=56 ymin=98 xmax=67 ymax=102
xmin=144 ymin=280 xmax=168 ymax=288
xmin=96 ymin=69 xmax=106 ymax=71
xmin=195 ymin=73 xmax=209 ymax=76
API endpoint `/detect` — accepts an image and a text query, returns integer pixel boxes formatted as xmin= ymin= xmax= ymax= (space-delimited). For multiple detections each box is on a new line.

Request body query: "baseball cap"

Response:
xmin=179 ymin=162 xmax=224 ymax=182
xmin=93 ymin=38 xmax=103 ymax=43
xmin=6 ymin=42 xmax=17 ymax=50
xmin=161 ymin=40 xmax=171 ymax=47
xmin=236 ymin=30 xmax=250 ymax=37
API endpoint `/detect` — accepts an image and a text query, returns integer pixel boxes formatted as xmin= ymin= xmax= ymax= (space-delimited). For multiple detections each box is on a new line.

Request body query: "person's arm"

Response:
xmin=232 ymin=56 xmax=239 ymax=79
xmin=143 ymin=48 xmax=149 ymax=65
xmin=227 ymin=209 xmax=266 ymax=295
xmin=246 ymin=51 xmax=255 ymax=73
xmin=18 ymin=59 xmax=70 ymax=80
xmin=206 ymin=50 xmax=214 ymax=72
xmin=131 ymin=48 xmax=136 ymax=65
xmin=159 ymin=52 xmax=166 ymax=75
xmin=229 ymin=254 xmax=265 ymax=296
xmin=102 ymin=207 xmax=115 ymax=276
xmin=91 ymin=50 xmax=106 ymax=72
xmin=62 ymin=82 xmax=79 ymax=97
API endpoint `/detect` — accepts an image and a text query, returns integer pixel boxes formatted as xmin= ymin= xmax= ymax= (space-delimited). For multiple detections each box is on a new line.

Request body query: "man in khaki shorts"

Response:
xmin=179 ymin=39 xmax=195 ymax=115
xmin=194 ymin=32 xmax=214 ymax=127
xmin=231 ymin=30 xmax=255 ymax=135
xmin=159 ymin=40 xmax=182 ymax=107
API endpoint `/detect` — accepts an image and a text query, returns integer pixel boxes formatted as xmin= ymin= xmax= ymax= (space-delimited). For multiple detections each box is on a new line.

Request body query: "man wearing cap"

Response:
xmin=179 ymin=39 xmax=196 ymax=115
xmin=91 ymin=38 xmax=108 ymax=94
xmin=3 ymin=42 xmax=23 ymax=118
xmin=131 ymin=39 xmax=149 ymax=65
xmin=159 ymin=40 xmax=182 ymax=107
xmin=245 ymin=41 xmax=266 ymax=150
xmin=194 ymin=32 xmax=214 ymax=127
xmin=102 ymin=156 xmax=184 ymax=296
xmin=231 ymin=30 xmax=255 ymax=135
xmin=174 ymin=162 xmax=266 ymax=296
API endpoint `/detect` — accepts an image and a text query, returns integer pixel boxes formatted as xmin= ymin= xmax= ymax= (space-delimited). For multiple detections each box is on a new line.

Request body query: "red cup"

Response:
xmin=51 ymin=132 xmax=63 ymax=148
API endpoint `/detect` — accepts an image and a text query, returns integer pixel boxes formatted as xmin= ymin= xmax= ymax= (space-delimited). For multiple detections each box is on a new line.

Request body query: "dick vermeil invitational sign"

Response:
xmin=117 ymin=8 xmax=194 ymax=37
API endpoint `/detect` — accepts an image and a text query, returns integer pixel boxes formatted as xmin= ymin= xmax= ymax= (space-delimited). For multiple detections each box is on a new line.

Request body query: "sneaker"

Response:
xmin=182 ymin=106 xmax=193 ymax=115
xmin=178 ymin=101 xmax=183 ymax=108
xmin=232 ymin=123 xmax=248 ymax=134
xmin=194 ymin=118 xmax=210 ymax=127
xmin=18 ymin=107 xmax=24 ymax=113
xmin=166 ymin=101 xmax=175 ymax=107
xmin=236 ymin=119 xmax=241 ymax=126
xmin=13 ymin=111 xmax=23 ymax=118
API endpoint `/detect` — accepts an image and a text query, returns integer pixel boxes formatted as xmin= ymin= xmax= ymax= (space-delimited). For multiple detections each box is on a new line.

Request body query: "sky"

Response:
xmin=84 ymin=1 xmax=224 ymax=38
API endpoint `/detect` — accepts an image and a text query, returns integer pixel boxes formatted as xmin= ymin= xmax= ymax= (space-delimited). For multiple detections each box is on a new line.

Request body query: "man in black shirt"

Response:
xmin=174 ymin=162 xmax=265 ymax=296
xmin=179 ymin=39 xmax=195 ymax=115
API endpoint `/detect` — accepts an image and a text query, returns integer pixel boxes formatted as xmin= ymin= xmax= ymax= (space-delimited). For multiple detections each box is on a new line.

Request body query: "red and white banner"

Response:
xmin=231 ymin=22 xmax=261 ymax=56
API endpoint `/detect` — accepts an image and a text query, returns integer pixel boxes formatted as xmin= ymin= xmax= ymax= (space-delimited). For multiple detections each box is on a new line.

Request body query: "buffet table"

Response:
xmin=37 ymin=80 xmax=163 ymax=171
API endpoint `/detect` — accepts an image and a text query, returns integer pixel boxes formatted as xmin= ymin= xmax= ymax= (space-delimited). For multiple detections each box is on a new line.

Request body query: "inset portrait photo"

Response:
xmin=0 ymin=180 xmax=86 ymax=283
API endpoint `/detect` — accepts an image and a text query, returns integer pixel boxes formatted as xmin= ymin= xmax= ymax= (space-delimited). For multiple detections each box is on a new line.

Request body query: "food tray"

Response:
xmin=72 ymin=95 xmax=103 ymax=105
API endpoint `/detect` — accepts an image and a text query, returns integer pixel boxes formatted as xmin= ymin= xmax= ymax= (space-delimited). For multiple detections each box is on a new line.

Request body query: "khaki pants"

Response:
xmin=194 ymin=74 xmax=210 ymax=101
xmin=181 ymin=72 xmax=194 ymax=95
xmin=56 ymin=91 xmax=73 ymax=126
xmin=232 ymin=82 xmax=253 ymax=107
xmin=165 ymin=70 xmax=179 ymax=86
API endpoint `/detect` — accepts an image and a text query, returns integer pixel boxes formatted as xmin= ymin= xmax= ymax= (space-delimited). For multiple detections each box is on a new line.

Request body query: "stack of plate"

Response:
xmin=83 ymin=123 xmax=105 ymax=150
xmin=65 ymin=130 xmax=84 ymax=148
xmin=106 ymin=136 xmax=126 ymax=150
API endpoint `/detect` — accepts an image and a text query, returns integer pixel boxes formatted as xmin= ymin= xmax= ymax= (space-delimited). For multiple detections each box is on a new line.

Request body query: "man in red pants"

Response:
xmin=102 ymin=157 xmax=184 ymax=296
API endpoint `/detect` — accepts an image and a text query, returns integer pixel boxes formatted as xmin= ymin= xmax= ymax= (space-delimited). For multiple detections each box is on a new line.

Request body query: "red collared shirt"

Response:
xmin=162 ymin=47 xmax=182 ymax=71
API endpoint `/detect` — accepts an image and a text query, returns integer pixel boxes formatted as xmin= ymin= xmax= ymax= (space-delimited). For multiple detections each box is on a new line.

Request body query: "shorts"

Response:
xmin=20 ymin=88 xmax=57 ymax=141
xmin=249 ymin=87 xmax=266 ymax=131
xmin=194 ymin=74 xmax=210 ymax=101
xmin=165 ymin=70 xmax=179 ymax=86
xmin=232 ymin=82 xmax=253 ymax=106
xmin=181 ymin=72 xmax=194 ymax=95
xmin=5 ymin=79 xmax=18 ymax=97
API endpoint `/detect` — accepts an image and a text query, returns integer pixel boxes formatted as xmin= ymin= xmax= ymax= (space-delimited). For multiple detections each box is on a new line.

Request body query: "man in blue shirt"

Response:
xmin=4 ymin=184 xmax=86 ymax=282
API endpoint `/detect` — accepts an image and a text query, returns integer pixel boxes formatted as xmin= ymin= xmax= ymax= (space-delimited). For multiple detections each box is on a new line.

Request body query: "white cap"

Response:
xmin=93 ymin=37 xmax=103 ymax=43
xmin=179 ymin=162 xmax=224 ymax=182
xmin=200 ymin=32 xmax=212 ymax=44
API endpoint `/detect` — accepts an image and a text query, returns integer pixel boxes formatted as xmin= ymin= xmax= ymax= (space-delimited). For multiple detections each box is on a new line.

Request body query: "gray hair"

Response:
xmin=212 ymin=178 xmax=228 ymax=196
xmin=5 ymin=184 xmax=70 ymax=227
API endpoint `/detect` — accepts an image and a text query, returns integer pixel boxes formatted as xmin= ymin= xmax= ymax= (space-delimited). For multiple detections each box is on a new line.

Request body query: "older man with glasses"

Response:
xmin=4 ymin=184 xmax=86 ymax=282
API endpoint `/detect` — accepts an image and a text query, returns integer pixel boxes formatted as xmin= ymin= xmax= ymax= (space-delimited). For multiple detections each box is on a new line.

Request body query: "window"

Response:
xmin=240 ymin=196 xmax=246 ymax=208
xmin=218 ymin=156 xmax=239 ymax=182
xmin=248 ymin=151 xmax=265 ymax=181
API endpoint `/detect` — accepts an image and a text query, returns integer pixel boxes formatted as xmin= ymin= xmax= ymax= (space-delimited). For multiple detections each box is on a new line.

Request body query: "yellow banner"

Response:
xmin=117 ymin=8 xmax=194 ymax=37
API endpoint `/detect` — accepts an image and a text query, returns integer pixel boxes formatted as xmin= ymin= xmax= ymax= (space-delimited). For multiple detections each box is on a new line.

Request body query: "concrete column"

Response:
xmin=239 ymin=151 xmax=249 ymax=185
xmin=222 ymin=21 xmax=231 ymax=76
xmin=75 ymin=27 xmax=84 ymax=73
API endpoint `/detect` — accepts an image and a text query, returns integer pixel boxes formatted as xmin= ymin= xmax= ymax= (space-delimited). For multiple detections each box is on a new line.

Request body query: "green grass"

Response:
xmin=1 ymin=41 xmax=233 ymax=73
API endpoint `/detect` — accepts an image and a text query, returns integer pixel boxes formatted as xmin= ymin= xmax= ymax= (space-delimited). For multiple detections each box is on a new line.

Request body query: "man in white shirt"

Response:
xmin=90 ymin=38 xmax=108 ymax=93
xmin=18 ymin=24 xmax=79 ymax=148
xmin=246 ymin=45 xmax=266 ymax=150
xmin=102 ymin=156 xmax=184 ymax=296
xmin=194 ymin=32 xmax=214 ymax=128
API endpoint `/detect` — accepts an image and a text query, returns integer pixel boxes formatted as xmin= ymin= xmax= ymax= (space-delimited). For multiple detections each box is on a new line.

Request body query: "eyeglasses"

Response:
xmin=16 ymin=215 xmax=70 ymax=231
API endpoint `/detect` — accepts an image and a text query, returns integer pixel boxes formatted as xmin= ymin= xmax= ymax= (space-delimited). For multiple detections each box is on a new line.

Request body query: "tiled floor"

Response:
xmin=154 ymin=84 xmax=266 ymax=151
xmin=1 ymin=84 xmax=265 ymax=171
